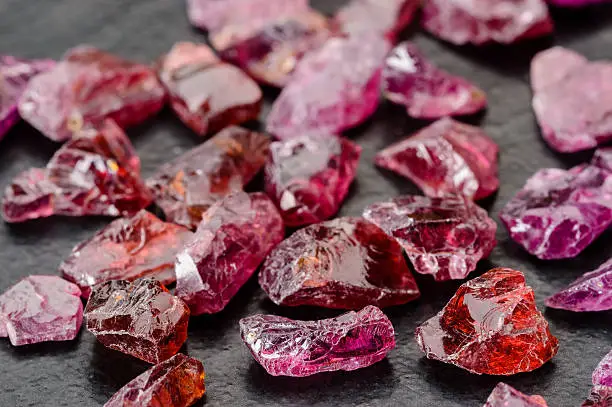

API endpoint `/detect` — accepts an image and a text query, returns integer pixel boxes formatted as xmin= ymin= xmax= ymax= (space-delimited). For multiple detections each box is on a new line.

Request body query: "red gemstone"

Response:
xmin=416 ymin=268 xmax=559 ymax=375
xmin=483 ymin=383 xmax=548 ymax=407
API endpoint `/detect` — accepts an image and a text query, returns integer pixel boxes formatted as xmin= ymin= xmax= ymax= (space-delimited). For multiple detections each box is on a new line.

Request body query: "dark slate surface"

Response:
xmin=0 ymin=1 xmax=611 ymax=406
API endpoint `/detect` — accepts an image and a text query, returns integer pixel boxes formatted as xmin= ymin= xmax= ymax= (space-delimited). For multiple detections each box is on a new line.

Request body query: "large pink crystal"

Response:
xmin=375 ymin=118 xmax=499 ymax=200
xmin=421 ymin=0 xmax=554 ymax=45
xmin=594 ymin=351 xmax=612 ymax=387
xmin=483 ymin=383 xmax=548 ymax=407
xmin=240 ymin=306 xmax=395 ymax=377
xmin=18 ymin=46 xmax=165 ymax=142
xmin=264 ymin=134 xmax=361 ymax=227
xmin=582 ymin=386 xmax=612 ymax=407
xmin=266 ymin=33 xmax=390 ymax=139
xmin=175 ymin=192 xmax=284 ymax=315
xmin=259 ymin=217 xmax=420 ymax=309
xmin=383 ymin=42 xmax=487 ymax=119
xmin=0 ymin=276 xmax=82 ymax=346
xmin=363 ymin=195 xmax=497 ymax=281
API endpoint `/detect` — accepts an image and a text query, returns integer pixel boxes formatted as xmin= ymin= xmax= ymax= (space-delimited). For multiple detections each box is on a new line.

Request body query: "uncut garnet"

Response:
xmin=157 ymin=42 xmax=262 ymax=136
xmin=147 ymin=126 xmax=270 ymax=229
xmin=594 ymin=350 xmax=612 ymax=386
xmin=18 ymin=46 xmax=165 ymax=142
xmin=60 ymin=210 xmax=193 ymax=298
xmin=85 ymin=278 xmax=190 ymax=364
xmin=416 ymin=268 xmax=559 ymax=375
xmin=259 ymin=217 xmax=420 ymax=309
xmin=375 ymin=118 xmax=499 ymax=200
xmin=483 ymin=383 xmax=548 ymax=407
xmin=264 ymin=134 xmax=361 ymax=227
xmin=363 ymin=195 xmax=497 ymax=281
xmin=582 ymin=387 xmax=612 ymax=407
xmin=2 ymin=119 xmax=151 ymax=223
xmin=240 ymin=306 xmax=395 ymax=377
xmin=383 ymin=42 xmax=487 ymax=119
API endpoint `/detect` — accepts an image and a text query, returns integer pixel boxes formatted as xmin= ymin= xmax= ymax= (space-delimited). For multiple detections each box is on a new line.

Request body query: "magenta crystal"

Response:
xmin=375 ymin=118 xmax=499 ymax=200
xmin=483 ymin=383 xmax=548 ymax=407
xmin=264 ymin=134 xmax=361 ymax=227
xmin=592 ymin=148 xmax=612 ymax=173
xmin=582 ymin=386 xmax=612 ymax=407
xmin=363 ymin=195 xmax=497 ymax=281
xmin=175 ymin=192 xmax=284 ymax=315
xmin=0 ymin=276 xmax=82 ymax=346
xmin=383 ymin=42 xmax=487 ymax=119
xmin=594 ymin=350 xmax=612 ymax=386
xmin=240 ymin=306 xmax=395 ymax=377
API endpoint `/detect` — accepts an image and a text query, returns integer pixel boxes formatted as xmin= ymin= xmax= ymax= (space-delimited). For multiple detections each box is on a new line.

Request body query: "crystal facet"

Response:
xmin=582 ymin=386 xmax=612 ymax=407
xmin=594 ymin=351 xmax=612 ymax=387
xmin=240 ymin=306 xmax=395 ymax=377
xmin=85 ymin=278 xmax=190 ymax=364
xmin=416 ymin=268 xmax=559 ymax=375
xmin=259 ymin=217 xmax=420 ymax=309
xmin=363 ymin=195 xmax=497 ymax=281
xmin=483 ymin=383 xmax=548 ymax=407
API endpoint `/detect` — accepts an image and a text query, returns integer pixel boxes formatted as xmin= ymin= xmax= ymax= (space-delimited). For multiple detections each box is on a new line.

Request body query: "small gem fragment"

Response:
xmin=85 ymin=278 xmax=190 ymax=364
xmin=483 ymin=383 xmax=548 ymax=407
xmin=0 ymin=276 xmax=82 ymax=346
xmin=240 ymin=306 xmax=395 ymax=377
xmin=259 ymin=216 xmax=420 ymax=309
xmin=415 ymin=268 xmax=559 ymax=375
xmin=582 ymin=386 xmax=612 ymax=407
xmin=594 ymin=350 xmax=612 ymax=387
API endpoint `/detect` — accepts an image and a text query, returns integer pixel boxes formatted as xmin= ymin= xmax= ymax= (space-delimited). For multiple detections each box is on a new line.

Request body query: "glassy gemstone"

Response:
xmin=483 ymin=383 xmax=548 ymax=407
xmin=594 ymin=350 xmax=612 ymax=387
xmin=581 ymin=386 xmax=612 ymax=407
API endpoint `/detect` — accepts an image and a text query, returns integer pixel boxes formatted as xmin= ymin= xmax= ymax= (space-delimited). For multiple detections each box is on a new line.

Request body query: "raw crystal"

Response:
xmin=175 ymin=192 xmax=284 ymax=315
xmin=266 ymin=33 xmax=390 ymax=139
xmin=531 ymin=47 xmax=612 ymax=153
xmin=264 ymin=134 xmax=361 ymax=227
xmin=415 ymin=268 xmax=559 ymax=375
xmin=147 ymin=126 xmax=270 ymax=229
xmin=483 ymin=383 xmax=548 ymax=407
xmin=421 ymin=0 xmax=554 ymax=45
xmin=592 ymin=148 xmax=612 ymax=173
xmin=259 ymin=216 xmax=420 ymax=309
xmin=2 ymin=119 xmax=152 ymax=223
xmin=549 ymin=0 xmax=612 ymax=6
xmin=582 ymin=386 xmax=612 ymax=407
xmin=383 ymin=42 xmax=487 ymax=119
xmin=60 ymin=210 xmax=193 ymax=298
xmin=85 ymin=278 xmax=190 ymax=364
xmin=363 ymin=195 xmax=497 ymax=281
xmin=0 ymin=276 xmax=82 ymax=346
xmin=375 ymin=118 xmax=499 ymax=200
xmin=594 ymin=350 xmax=612 ymax=386
xmin=240 ymin=306 xmax=395 ymax=377
xmin=104 ymin=353 xmax=205 ymax=407
xmin=157 ymin=42 xmax=262 ymax=135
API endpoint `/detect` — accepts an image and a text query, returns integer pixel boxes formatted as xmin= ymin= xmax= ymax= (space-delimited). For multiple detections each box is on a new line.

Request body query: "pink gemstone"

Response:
xmin=592 ymin=148 xmax=612 ymax=173
xmin=421 ymin=0 xmax=554 ymax=45
xmin=0 ymin=56 xmax=55 ymax=139
xmin=266 ymin=33 xmax=390 ymax=139
xmin=60 ymin=210 xmax=193 ymax=298
xmin=18 ymin=46 xmax=165 ymax=142
xmin=582 ymin=386 xmax=612 ymax=407
xmin=240 ymin=306 xmax=395 ymax=377
xmin=594 ymin=350 xmax=612 ymax=387
xmin=175 ymin=192 xmax=284 ymax=315
xmin=383 ymin=42 xmax=487 ymax=119
xmin=531 ymin=47 xmax=612 ymax=153
xmin=259 ymin=216 xmax=420 ymax=309
xmin=363 ymin=195 xmax=497 ymax=281
xmin=375 ymin=118 xmax=499 ymax=200
xmin=0 ymin=276 xmax=82 ymax=346
xmin=146 ymin=126 xmax=270 ymax=229
xmin=483 ymin=383 xmax=548 ymax=407
xmin=2 ymin=119 xmax=152 ymax=223
xmin=549 ymin=0 xmax=612 ymax=6
xmin=264 ymin=134 xmax=361 ymax=227
xmin=157 ymin=42 xmax=262 ymax=136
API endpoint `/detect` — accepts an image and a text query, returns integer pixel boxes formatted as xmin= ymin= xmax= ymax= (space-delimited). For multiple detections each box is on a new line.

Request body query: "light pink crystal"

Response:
xmin=594 ymin=350 xmax=612 ymax=387
xmin=483 ymin=383 xmax=548 ymax=407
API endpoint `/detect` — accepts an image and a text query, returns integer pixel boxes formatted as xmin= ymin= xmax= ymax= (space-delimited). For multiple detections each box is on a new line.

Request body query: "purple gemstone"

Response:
xmin=483 ymin=383 xmax=548 ymax=407
xmin=594 ymin=350 xmax=612 ymax=387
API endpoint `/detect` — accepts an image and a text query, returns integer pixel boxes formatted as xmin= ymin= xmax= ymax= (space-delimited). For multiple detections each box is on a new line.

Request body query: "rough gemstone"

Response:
xmin=175 ymin=192 xmax=284 ymax=315
xmin=500 ymin=164 xmax=612 ymax=259
xmin=582 ymin=386 xmax=612 ymax=407
xmin=85 ymin=279 xmax=190 ymax=364
xmin=375 ymin=118 xmax=499 ymax=200
xmin=483 ymin=383 xmax=548 ymax=407
xmin=60 ymin=210 xmax=193 ymax=298
xmin=0 ymin=276 xmax=82 ymax=346
xmin=259 ymin=216 xmax=420 ymax=309
xmin=240 ymin=306 xmax=395 ymax=377
xmin=383 ymin=42 xmax=487 ymax=119
xmin=18 ymin=46 xmax=165 ymax=142
xmin=548 ymin=0 xmax=612 ymax=7
xmin=2 ymin=119 xmax=152 ymax=223
xmin=415 ymin=268 xmax=559 ymax=375
xmin=594 ymin=350 xmax=612 ymax=386
xmin=421 ymin=0 xmax=554 ymax=45
xmin=104 ymin=353 xmax=205 ymax=407
xmin=147 ymin=126 xmax=270 ymax=229
xmin=531 ymin=47 xmax=612 ymax=153
xmin=0 ymin=56 xmax=55 ymax=139
xmin=157 ymin=42 xmax=262 ymax=136
xmin=266 ymin=33 xmax=390 ymax=139
xmin=363 ymin=195 xmax=497 ymax=281
xmin=264 ymin=134 xmax=361 ymax=227
xmin=592 ymin=148 xmax=612 ymax=173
